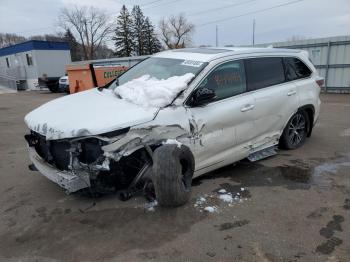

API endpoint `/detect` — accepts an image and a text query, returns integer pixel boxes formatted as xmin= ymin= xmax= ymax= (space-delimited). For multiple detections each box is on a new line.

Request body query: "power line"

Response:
xmin=197 ymin=0 xmax=303 ymax=27
xmin=141 ymin=0 xmax=163 ymax=7
xmin=144 ymin=0 xmax=181 ymax=10
xmin=189 ymin=0 xmax=258 ymax=17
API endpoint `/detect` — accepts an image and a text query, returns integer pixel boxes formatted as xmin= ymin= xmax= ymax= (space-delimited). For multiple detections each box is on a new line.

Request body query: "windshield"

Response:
xmin=111 ymin=57 xmax=207 ymax=88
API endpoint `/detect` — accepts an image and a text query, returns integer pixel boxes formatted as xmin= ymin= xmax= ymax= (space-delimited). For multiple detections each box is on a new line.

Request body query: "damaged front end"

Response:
xmin=24 ymin=128 xmax=153 ymax=195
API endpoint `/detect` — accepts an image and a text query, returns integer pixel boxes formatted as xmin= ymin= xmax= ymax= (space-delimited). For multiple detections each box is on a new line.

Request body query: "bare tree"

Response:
xmin=59 ymin=6 xmax=112 ymax=60
xmin=159 ymin=14 xmax=194 ymax=49
xmin=0 ymin=33 xmax=26 ymax=48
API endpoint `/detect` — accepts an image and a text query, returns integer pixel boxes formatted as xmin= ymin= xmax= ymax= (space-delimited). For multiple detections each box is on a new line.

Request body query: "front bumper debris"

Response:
xmin=28 ymin=147 xmax=90 ymax=193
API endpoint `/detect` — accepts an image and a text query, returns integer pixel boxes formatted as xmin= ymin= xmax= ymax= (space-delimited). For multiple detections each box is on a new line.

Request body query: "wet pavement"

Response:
xmin=0 ymin=91 xmax=349 ymax=261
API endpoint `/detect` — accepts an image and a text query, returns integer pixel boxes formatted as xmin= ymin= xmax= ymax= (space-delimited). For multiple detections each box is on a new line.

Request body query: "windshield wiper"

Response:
xmin=97 ymin=78 xmax=118 ymax=92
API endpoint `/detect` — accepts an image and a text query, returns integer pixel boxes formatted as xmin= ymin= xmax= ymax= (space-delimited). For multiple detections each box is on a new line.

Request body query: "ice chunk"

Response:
xmin=145 ymin=200 xmax=158 ymax=211
xmin=114 ymin=73 xmax=194 ymax=108
xmin=218 ymin=189 xmax=227 ymax=194
xmin=204 ymin=206 xmax=217 ymax=213
xmin=219 ymin=194 xmax=233 ymax=203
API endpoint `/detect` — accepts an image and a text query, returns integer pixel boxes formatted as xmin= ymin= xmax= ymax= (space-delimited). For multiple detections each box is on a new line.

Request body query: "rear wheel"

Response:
xmin=152 ymin=144 xmax=194 ymax=207
xmin=280 ymin=111 xmax=309 ymax=150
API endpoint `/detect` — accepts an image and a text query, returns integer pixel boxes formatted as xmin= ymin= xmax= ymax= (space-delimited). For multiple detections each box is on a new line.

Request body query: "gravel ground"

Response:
xmin=0 ymin=91 xmax=349 ymax=262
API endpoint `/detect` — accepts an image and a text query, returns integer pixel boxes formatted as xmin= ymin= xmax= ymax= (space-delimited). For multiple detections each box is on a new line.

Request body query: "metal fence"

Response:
xmin=255 ymin=35 xmax=350 ymax=93
xmin=0 ymin=74 xmax=17 ymax=91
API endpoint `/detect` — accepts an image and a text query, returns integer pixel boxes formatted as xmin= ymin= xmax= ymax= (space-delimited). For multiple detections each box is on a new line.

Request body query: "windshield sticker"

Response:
xmin=181 ymin=60 xmax=204 ymax=67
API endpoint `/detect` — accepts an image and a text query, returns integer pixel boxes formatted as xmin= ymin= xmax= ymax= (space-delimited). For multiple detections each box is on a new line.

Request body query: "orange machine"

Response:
xmin=67 ymin=63 xmax=128 ymax=94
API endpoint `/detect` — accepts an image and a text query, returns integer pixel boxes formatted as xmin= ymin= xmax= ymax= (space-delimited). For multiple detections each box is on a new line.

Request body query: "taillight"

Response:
xmin=316 ymin=78 xmax=325 ymax=88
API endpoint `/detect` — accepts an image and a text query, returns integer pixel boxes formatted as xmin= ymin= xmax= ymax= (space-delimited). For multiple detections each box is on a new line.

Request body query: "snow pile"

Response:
xmin=163 ymin=139 xmax=182 ymax=148
xmin=114 ymin=73 xmax=194 ymax=108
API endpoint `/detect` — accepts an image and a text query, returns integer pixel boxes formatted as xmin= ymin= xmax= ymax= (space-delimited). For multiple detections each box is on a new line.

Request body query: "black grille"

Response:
xmin=28 ymin=132 xmax=71 ymax=170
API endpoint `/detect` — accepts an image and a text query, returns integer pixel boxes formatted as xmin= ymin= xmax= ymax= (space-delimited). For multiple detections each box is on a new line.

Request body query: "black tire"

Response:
xmin=280 ymin=110 xmax=310 ymax=150
xmin=152 ymin=144 xmax=194 ymax=207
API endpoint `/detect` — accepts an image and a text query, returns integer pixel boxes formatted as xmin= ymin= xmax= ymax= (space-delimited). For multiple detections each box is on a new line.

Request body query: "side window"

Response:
xmin=245 ymin=57 xmax=285 ymax=91
xmin=284 ymin=57 xmax=311 ymax=81
xmin=198 ymin=60 xmax=246 ymax=101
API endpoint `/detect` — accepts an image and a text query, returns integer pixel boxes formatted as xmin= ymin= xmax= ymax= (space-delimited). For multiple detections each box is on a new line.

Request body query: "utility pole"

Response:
xmin=216 ymin=25 xmax=218 ymax=47
xmin=252 ymin=19 xmax=255 ymax=46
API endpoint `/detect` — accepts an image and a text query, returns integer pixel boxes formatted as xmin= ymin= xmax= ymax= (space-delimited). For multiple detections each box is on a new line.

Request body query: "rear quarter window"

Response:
xmin=284 ymin=57 xmax=312 ymax=81
xmin=245 ymin=57 xmax=285 ymax=91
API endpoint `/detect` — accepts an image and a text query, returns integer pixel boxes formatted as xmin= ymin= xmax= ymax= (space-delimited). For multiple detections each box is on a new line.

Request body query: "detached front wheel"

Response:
xmin=152 ymin=144 xmax=194 ymax=207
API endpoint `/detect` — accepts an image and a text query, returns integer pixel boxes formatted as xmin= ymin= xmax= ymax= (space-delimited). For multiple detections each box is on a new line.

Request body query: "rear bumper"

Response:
xmin=28 ymin=147 xmax=90 ymax=193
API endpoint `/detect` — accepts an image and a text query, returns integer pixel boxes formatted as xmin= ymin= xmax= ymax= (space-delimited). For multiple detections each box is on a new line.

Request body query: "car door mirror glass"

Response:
xmin=191 ymin=87 xmax=216 ymax=106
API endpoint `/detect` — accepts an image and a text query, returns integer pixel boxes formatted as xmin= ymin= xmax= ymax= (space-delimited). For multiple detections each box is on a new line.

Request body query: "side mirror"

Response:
xmin=191 ymin=87 xmax=216 ymax=106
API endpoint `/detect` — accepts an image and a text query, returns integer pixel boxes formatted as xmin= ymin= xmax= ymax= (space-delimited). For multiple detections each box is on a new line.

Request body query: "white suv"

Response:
xmin=24 ymin=47 xmax=322 ymax=206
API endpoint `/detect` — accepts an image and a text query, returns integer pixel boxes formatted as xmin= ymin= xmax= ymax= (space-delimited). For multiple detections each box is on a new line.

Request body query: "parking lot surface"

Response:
xmin=0 ymin=91 xmax=349 ymax=262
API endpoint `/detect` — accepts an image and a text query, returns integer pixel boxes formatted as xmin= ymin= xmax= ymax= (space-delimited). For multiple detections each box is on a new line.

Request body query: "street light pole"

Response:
xmin=252 ymin=19 xmax=255 ymax=46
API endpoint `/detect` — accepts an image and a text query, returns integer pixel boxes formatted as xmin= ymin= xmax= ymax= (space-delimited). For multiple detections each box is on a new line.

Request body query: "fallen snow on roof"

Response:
xmin=114 ymin=73 xmax=194 ymax=109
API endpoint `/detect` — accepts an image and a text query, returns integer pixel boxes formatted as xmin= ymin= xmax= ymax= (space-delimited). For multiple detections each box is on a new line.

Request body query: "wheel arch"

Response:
xmin=298 ymin=104 xmax=315 ymax=137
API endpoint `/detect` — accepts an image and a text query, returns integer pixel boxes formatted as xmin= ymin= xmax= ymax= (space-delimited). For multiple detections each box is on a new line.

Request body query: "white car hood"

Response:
xmin=24 ymin=88 xmax=158 ymax=140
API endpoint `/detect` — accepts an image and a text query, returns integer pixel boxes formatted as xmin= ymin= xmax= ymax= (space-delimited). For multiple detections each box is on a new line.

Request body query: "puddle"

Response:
xmin=193 ymin=162 xmax=312 ymax=190
xmin=193 ymin=153 xmax=350 ymax=191
xmin=313 ymin=161 xmax=350 ymax=176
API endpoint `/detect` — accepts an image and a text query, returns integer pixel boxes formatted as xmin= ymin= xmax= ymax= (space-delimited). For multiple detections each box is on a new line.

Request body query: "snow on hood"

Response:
xmin=25 ymin=88 xmax=158 ymax=140
xmin=114 ymin=73 xmax=194 ymax=108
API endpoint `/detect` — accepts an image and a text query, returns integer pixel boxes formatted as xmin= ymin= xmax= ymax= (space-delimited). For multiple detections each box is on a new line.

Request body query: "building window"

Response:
xmin=6 ymin=57 xmax=10 ymax=68
xmin=26 ymin=53 xmax=33 ymax=66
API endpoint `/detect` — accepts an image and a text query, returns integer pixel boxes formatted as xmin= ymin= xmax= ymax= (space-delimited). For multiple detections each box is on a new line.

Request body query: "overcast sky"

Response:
xmin=0 ymin=0 xmax=349 ymax=47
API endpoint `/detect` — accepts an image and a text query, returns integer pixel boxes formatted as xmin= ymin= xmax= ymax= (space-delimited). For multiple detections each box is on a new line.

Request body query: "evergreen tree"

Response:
xmin=131 ymin=5 xmax=146 ymax=56
xmin=143 ymin=18 xmax=162 ymax=55
xmin=64 ymin=29 xmax=81 ymax=61
xmin=113 ymin=5 xmax=133 ymax=57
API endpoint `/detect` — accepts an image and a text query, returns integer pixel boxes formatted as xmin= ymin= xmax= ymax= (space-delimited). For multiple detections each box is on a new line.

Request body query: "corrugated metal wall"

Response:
xmin=256 ymin=35 xmax=350 ymax=92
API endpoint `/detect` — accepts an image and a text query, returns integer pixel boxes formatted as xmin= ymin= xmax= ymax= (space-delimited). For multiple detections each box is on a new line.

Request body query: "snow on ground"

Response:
xmin=194 ymin=187 xmax=248 ymax=213
xmin=114 ymin=73 xmax=194 ymax=108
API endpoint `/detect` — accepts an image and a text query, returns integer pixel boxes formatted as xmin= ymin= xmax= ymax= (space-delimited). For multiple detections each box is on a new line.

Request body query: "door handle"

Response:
xmin=241 ymin=104 xmax=255 ymax=112
xmin=287 ymin=90 xmax=296 ymax=96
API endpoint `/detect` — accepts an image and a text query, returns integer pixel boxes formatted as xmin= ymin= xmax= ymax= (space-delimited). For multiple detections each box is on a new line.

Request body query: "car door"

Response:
xmin=187 ymin=60 xmax=256 ymax=174
xmin=244 ymin=57 xmax=299 ymax=151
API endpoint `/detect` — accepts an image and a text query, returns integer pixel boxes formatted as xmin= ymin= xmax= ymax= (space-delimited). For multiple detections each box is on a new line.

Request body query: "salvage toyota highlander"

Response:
xmin=24 ymin=47 xmax=322 ymax=207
